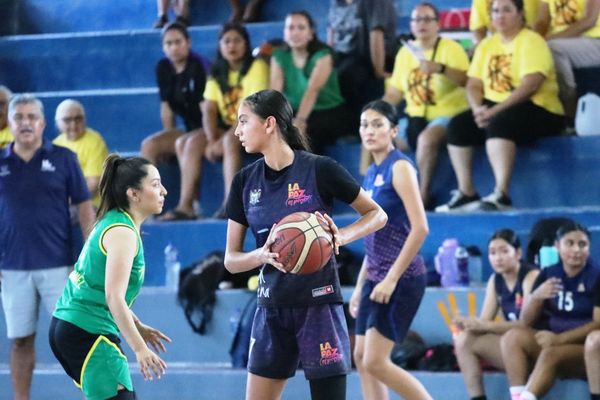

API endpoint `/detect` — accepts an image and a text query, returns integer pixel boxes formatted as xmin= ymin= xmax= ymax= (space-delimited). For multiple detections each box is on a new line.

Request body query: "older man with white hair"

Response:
xmin=53 ymin=99 xmax=109 ymax=207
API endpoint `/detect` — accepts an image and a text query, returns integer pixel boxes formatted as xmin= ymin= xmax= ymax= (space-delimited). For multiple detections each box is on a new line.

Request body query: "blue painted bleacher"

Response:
xmin=1 ymin=1 xmax=600 ymax=399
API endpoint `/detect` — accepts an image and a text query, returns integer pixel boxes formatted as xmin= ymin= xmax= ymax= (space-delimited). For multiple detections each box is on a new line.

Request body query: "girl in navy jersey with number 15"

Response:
xmin=224 ymin=89 xmax=387 ymax=400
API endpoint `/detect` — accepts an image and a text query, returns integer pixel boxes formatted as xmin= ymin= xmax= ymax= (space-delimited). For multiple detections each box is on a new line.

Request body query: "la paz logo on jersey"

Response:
xmin=286 ymin=183 xmax=312 ymax=206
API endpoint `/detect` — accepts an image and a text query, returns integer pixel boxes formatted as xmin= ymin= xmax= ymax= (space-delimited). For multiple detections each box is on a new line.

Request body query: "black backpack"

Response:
xmin=177 ymin=251 xmax=225 ymax=335
xmin=229 ymin=294 xmax=257 ymax=368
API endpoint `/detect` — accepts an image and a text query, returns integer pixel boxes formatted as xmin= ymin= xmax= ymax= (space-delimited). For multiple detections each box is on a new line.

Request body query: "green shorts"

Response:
xmin=49 ymin=317 xmax=134 ymax=400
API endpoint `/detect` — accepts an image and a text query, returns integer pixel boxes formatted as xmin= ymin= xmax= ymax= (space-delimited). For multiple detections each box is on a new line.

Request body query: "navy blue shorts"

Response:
xmin=355 ymin=274 xmax=426 ymax=342
xmin=248 ymin=304 xmax=351 ymax=380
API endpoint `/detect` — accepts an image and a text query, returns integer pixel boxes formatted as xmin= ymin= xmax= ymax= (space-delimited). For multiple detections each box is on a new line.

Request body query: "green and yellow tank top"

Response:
xmin=53 ymin=209 xmax=145 ymax=336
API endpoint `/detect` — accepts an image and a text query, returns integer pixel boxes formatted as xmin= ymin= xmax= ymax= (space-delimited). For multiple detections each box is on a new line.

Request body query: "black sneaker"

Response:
xmin=153 ymin=14 xmax=168 ymax=29
xmin=478 ymin=190 xmax=512 ymax=211
xmin=435 ymin=190 xmax=481 ymax=212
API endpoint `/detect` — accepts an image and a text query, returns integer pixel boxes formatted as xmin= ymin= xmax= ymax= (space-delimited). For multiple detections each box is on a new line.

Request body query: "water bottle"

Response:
xmin=434 ymin=239 xmax=459 ymax=287
xmin=164 ymin=242 xmax=181 ymax=291
xmin=539 ymin=239 xmax=559 ymax=268
xmin=467 ymin=245 xmax=483 ymax=286
xmin=455 ymin=246 xmax=470 ymax=287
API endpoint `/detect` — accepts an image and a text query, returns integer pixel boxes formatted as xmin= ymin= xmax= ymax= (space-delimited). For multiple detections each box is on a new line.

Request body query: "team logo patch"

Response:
xmin=374 ymin=173 xmax=385 ymax=187
xmin=312 ymin=285 xmax=334 ymax=298
xmin=0 ymin=165 xmax=10 ymax=177
xmin=249 ymin=188 xmax=262 ymax=205
xmin=287 ymin=182 xmax=312 ymax=206
xmin=319 ymin=341 xmax=343 ymax=366
xmin=577 ymin=282 xmax=585 ymax=292
xmin=41 ymin=159 xmax=56 ymax=172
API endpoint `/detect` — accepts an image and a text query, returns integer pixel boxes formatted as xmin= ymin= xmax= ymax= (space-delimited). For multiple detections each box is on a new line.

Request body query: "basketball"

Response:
xmin=270 ymin=212 xmax=334 ymax=275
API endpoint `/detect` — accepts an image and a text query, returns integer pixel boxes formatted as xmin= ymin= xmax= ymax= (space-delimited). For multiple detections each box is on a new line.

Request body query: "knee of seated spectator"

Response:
xmin=417 ymin=128 xmax=444 ymax=151
xmin=585 ymin=331 xmax=600 ymax=353
xmin=12 ymin=334 xmax=35 ymax=350
xmin=535 ymin=346 xmax=562 ymax=369
xmin=140 ymin=136 xmax=156 ymax=157
xmin=454 ymin=330 xmax=474 ymax=353
xmin=501 ymin=327 xmax=529 ymax=352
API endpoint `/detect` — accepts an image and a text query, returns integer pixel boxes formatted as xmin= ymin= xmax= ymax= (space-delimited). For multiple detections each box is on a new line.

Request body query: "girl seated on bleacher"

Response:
xmin=270 ymin=10 xmax=354 ymax=155
xmin=435 ymin=0 xmax=566 ymax=213
xmin=454 ymin=229 xmax=539 ymax=400
xmin=501 ymin=221 xmax=600 ymax=400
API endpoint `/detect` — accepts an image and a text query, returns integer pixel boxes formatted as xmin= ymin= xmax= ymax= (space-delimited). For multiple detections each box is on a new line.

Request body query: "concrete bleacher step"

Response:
xmin=0 ymin=366 xmax=588 ymax=399
xmin=0 ymin=288 xmax=590 ymax=399
xmin=0 ymin=23 xmax=284 ymax=93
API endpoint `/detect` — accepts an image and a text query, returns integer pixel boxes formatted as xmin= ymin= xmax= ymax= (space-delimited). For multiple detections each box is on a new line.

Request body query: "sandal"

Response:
xmin=158 ymin=209 xmax=198 ymax=221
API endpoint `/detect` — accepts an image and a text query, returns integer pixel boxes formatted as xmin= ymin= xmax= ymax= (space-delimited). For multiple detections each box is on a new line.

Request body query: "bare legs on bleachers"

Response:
xmin=415 ymin=125 xmax=445 ymax=206
xmin=354 ymin=329 xmax=432 ymax=400
xmin=585 ymin=331 xmax=600 ymax=396
xmin=485 ymin=138 xmax=516 ymax=198
xmin=454 ymin=330 xmax=505 ymax=398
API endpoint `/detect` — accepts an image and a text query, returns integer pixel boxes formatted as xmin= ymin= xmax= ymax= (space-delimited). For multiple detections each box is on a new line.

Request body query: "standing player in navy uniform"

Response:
xmin=224 ymin=89 xmax=387 ymax=400
xmin=454 ymin=229 xmax=539 ymax=400
xmin=501 ymin=222 xmax=600 ymax=400
xmin=349 ymin=100 xmax=432 ymax=400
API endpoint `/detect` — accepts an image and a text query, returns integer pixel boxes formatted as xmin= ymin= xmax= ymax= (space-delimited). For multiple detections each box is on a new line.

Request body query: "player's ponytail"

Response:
xmin=243 ymin=89 xmax=310 ymax=151
xmin=97 ymin=154 xmax=152 ymax=220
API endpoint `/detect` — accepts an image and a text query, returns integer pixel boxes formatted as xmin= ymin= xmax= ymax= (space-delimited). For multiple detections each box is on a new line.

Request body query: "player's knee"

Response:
xmin=363 ymin=353 xmax=386 ymax=377
xmin=585 ymin=331 xmax=600 ymax=354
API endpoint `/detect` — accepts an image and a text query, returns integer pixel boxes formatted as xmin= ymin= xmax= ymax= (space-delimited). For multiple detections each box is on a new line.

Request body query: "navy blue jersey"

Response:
xmin=362 ymin=149 xmax=425 ymax=281
xmin=0 ymin=141 xmax=90 ymax=270
xmin=494 ymin=263 xmax=538 ymax=321
xmin=532 ymin=261 xmax=600 ymax=333
xmin=229 ymin=150 xmax=359 ymax=307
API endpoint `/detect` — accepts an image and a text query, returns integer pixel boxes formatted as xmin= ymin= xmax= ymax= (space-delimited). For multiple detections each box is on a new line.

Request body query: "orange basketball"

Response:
xmin=270 ymin=212 xmax=333 ymax=275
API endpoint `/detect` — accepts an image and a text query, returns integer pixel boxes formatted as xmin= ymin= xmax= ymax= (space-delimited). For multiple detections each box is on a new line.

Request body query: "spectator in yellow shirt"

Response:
xmin=383 ymin=2 xmax=469 ymax=208
xmin=534 ymin=0 xmax=600 ymax=118
xmin=436 ymin=0 xmax=566 ymax=212
xmin=53 ymin=99 xmax=109 ymax=207
xmin=0 ymin=86 xmax=13 ymax=149
xmin=470 ymin=0 xmax=540 ymax=44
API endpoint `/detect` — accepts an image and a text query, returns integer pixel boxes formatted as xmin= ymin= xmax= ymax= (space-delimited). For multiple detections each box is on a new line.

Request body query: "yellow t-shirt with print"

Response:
xmin=389 ymin=38 xmax=469 ymax=120
xmin=470 ymin=0 xmax=540 ymax=32
xmin=0 ymin=125 xmax=13 ymax=149
xmin=469 ymin=29 xmax=564 ymax=115
xmin=53 ymin=127 xmax=109 ymax=207
xmin=542 ymin=0 xmax=600 ymax=37
xmin=203 ymin=58 xmax=269 ymax=127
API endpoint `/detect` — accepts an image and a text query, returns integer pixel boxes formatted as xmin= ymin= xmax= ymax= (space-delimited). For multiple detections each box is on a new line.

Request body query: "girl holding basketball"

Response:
xmin=350 ymin=100 xmax=432 ymax=400
xmin=224 ymin=89 xmax=387 ymax=400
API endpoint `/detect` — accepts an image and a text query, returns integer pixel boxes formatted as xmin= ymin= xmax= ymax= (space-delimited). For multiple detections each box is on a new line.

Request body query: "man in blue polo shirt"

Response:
xmin=0 ymin=94 xmax=95 ymax=400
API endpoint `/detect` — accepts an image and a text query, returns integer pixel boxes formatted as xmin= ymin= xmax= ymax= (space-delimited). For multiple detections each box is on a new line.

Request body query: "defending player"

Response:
xmin=50 ymin=155 xmax=171 ymax=399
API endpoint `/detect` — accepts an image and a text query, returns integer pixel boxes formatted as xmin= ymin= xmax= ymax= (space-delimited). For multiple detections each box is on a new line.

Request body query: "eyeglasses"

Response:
xmin=61 ymin=115 xmax=84 ymax=124
xmin=410 ymin=16 xmax=438 ymax=23
xmin=11 ymin=114 xmax=42 ymax=123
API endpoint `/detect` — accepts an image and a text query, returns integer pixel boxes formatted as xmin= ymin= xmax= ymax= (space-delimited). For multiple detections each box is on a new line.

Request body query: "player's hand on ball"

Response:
xmin=136 ymin=322 xmax=172 ymax=353
xmin=314 ymin=211 xmax=341 ymax=255
xmin=136 ymin=347 xmax=167 ymax=381
xmin=261 ymin=223 xmax=285 ymax=272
